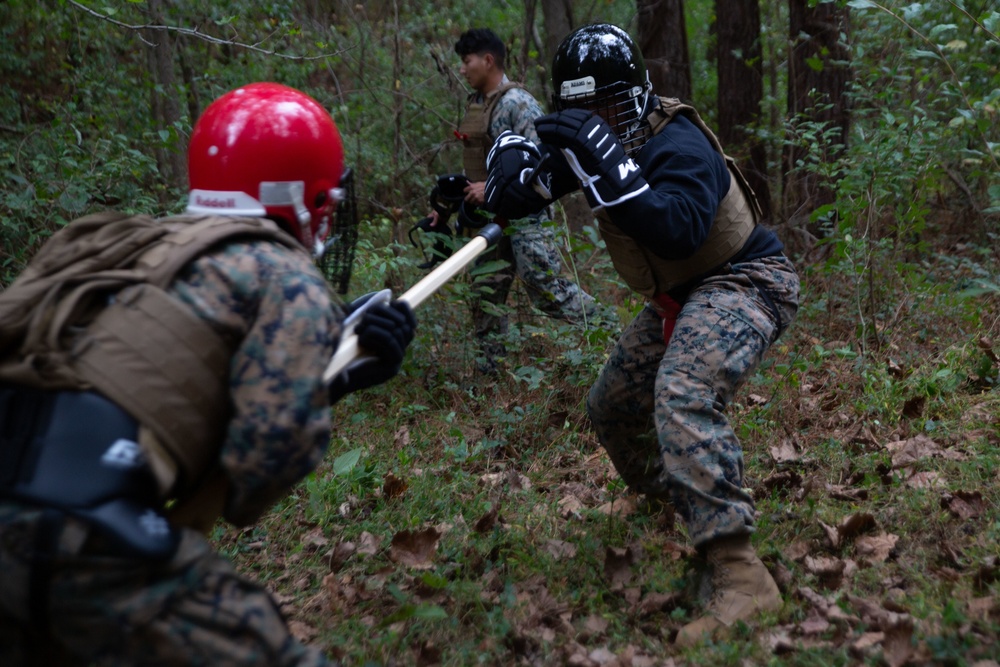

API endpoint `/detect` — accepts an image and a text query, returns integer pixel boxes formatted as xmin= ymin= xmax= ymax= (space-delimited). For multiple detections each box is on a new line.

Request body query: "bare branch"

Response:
xmin=947 ymin=0 xmax=1000 ymax=44
xmin=66 ymin=0 xmax=346 ymax=61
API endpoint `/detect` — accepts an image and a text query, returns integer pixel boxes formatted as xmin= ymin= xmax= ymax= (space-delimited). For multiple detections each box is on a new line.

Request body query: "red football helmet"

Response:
xmin=186 ymin=82 xmax=345 ymax=253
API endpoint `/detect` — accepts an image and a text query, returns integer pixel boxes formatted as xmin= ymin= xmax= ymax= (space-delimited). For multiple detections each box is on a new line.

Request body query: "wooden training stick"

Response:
xmin=323 ymin=222 xmax=503 ymax=384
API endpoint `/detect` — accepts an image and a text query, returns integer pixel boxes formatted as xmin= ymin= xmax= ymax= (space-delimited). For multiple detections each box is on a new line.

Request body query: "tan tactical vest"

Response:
xmin=596 ymin=97 xmax=762 ymax=298
xmin=0 ymin=212 xmax=302 ymax=498
xmin=458 ymin=81 xmax=522 ymax=181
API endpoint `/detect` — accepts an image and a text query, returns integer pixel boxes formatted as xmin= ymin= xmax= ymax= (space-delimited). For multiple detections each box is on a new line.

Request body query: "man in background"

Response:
xmin=431 ymin=27 xmax=596 ymax=372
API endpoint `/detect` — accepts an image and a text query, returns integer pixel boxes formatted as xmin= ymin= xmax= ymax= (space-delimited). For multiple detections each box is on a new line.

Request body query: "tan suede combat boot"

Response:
xmin=674 ymin=535 xmax=781 ymax=647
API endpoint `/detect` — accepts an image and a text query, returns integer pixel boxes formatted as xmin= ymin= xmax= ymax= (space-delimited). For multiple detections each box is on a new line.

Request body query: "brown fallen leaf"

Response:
xmin=582 ymin=614 xmax=609 ymax=636
xmin=288 ymin=619 xmax=318 ymax=642
xmin=885 ymin=434 xmax=966 ymax=468
xmin=619 ymin=587 xmax=641 ymax=607
xmin=761 ymin=628 xmax=796 ymax=654
xmin=851 ymin=631 xmax=885 ymax=655
xmin=763 ymin=470 xmax=803 ymax=494
xmin=784 ymin=540 xmax=811 ymax=562
xmin=558 ymin=494 xmax=585 ymax=519
xmin=548 ymin=410 xmax=569 ymax=427
xmin=855 ymin=533 xmax=899 ymax=565
xmin=638 ymin=591 xmax=680 ymax=616
xmin=357 ymin=531 xmax=381 ymax=556
xmin=271 ymin=592 xmax=295 ymax=610
xmin=303 ymin=526 xmax=329 ymax=550
xmin=587 ymin=646 xmax=616 ymax=664
xmin=474 ymin=507 xmax=499 ymax=533
xmin=838 ymin=512 xmax=877 ymax=541
xmin=804 ymin=555 xmax=846 ymax=590
xmin=941 ymin=490 xmax=986 ymax=520
xmin=881 ymin=614 xmax=915 ymax=667
xmin=821 ymin=512 xmax=878 ymax=550
xmin=772 ymin=559 xmax=795 ymax=591
xmin=974 ymin=557 xmax=1000 ymax=591
xmin=322 ymin=572 xmax=341 ymax=611
xmin=479 ymin=472 xmax=505 ymax=487
xmin=797 ymin=586 xmax=833 ymax=612
xmin=820 ymin=521 xmax=840 ymax=549
xmin=900 ymin=395 xmax=925 ymax=418
xmin=905 ymin=471 xmax=945 ymax=489
xmin=545 ymin=539 xmax=578 ymax=560
xmin=604 ymin=546 xmax=636 ymax=590
xmin=769 ymin=438 xmax=802 ymax=463
xmin=414 ymin=639 xmax=441 ymax=667
xmin=978 ymin=336 xmax=998 ymax=362
xmin=326 ymin=540 xmax=356 ymax=572
xmin=595 ymin=495 xmax=638 ymax=518
xmin=507 ymin=468 xmax=531 ymax=491
xmin=825 ymin=483 xmax=868 ymax=502
xmin=382 ymin=471 xmax=408 ymax=499
xmin=389 ymin=527 xmax=441 ymax=569
xmin=798 ymin=614 xmax=831 ymax=636
xmin=967 ymin=596 xmax=998 ymax=621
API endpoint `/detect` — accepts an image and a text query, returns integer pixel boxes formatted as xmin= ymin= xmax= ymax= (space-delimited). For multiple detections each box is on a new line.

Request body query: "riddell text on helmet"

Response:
xmin=195 ymin=196 xmax=237 ymax=208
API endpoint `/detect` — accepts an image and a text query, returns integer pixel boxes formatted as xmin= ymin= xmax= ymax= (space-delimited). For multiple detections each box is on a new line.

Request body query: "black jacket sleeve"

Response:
xmin=544 ymin=115 xmax=732 ymax=261
xmin=600 ymin=116 xmax=731 ymax=260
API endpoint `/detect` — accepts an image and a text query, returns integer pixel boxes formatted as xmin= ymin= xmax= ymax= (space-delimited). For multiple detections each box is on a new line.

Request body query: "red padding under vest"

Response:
xmin=650 ymin=294 xmax=683 ymax=346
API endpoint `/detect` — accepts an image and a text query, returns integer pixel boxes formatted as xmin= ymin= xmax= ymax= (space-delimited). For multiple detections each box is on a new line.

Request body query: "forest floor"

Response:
xmin=215 ymin=222 xmax=1000 ymax=666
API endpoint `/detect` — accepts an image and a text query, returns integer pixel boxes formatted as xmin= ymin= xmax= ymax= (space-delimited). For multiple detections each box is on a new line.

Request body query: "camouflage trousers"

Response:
xmin=0 ymin=504 xmax=332 ymax=667
xmin=586 ymin=256 xmax=800 ymax=547
xmin=471 ymin=217 xmax=596 ymax=343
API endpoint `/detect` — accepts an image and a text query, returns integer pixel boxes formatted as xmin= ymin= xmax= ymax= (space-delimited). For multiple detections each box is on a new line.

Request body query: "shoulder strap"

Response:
xmin=484 ymin=81 xmax=523 ymax=124
xmin=136 ymin=215 xmax=302 ymax=288
xmin=0 ymin=212 xmax=169 ymax=375
xmin=0 ymin=213 xmax=303 ymax=389
xmin=647 ymin=97 xmax=763 ymax=221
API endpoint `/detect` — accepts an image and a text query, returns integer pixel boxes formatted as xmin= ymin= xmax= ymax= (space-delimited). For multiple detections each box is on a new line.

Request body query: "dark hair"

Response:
xmin=454 ymin=28 xmax=506 ymax=70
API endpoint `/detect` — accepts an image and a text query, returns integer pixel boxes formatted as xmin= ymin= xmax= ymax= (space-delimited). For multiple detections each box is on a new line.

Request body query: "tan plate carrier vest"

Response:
xmin=596 ymin=97 xmax=763 ymax=299
xmin=0 ymin=212 xmax=302 ymax=500
xmin=458 ymin=81 xmax=522 ymax=182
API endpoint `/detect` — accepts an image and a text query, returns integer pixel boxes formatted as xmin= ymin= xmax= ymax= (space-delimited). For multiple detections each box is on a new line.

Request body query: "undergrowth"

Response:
xmin=215 ymin=212 xmax=1000 ymax=666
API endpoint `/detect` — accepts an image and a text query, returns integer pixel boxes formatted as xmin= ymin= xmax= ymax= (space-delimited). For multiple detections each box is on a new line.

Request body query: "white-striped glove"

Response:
xmin=534 ymin=109 xmax=648 ymax=210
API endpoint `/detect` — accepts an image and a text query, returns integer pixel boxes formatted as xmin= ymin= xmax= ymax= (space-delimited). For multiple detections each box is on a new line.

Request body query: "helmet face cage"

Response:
xmin=554 ymin=78 xmax=651 ymax=156
xmin=316 ymin=168 xmax=359 ymax=295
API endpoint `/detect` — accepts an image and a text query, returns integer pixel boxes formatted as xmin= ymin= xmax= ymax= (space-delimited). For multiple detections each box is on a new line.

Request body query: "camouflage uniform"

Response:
xmin=0 ymin=240 xmax=340 ymax=666
xmin=587 ymin=256 xmax=799 ymax=546
xmin=507 ymin=91 xmax=802 ymax=549
xmin=470 ymin=83 xmax=595 ymax=360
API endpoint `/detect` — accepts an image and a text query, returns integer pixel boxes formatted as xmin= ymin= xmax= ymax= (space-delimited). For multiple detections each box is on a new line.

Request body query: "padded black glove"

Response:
xmin=328 ymin=296 xmax=417 ymax=404
xmin=484 ymin=130 xmax=553 ymax=220
xmin=534 ymin=108 xmax=649 ymax=210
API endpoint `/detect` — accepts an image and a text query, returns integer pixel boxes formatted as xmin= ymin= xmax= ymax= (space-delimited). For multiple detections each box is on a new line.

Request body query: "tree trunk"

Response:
xmin=540 ymin=0 xmax=574 ymax=64
xmin=390 ymin=0 xmax=406 ymax=253
xmin=637 ymin=0 xmax=691 ymax=101
xmin=783 ymin=0 xmax=851 ymax=233
xmin=144 ymin=0 xmax=185 ymax=194
xmin=715 ymin=0 xmax=772 ymax=222
xmin=539 ymin=0 xmax=592 ymax=234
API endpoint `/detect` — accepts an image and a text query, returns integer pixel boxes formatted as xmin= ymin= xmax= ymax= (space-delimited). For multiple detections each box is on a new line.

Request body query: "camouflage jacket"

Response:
xmin=168 ymin=239 xmax=340 ymax=526
xmin=486 ymin=78 xmax=545 ymax=145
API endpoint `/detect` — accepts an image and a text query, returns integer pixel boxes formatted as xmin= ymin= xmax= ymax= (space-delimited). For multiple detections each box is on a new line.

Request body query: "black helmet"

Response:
xmin=551 ymin=24 xmax=653 ymax=155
